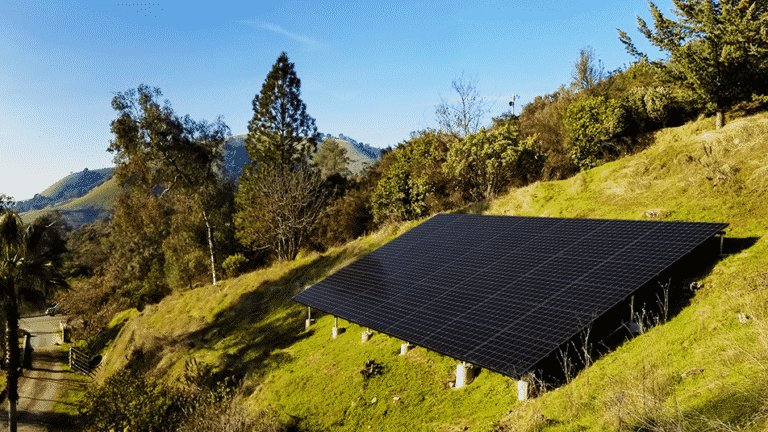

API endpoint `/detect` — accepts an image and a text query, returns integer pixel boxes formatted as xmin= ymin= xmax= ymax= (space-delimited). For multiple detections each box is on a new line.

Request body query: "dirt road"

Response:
xmin=0 ymin=315 xmax=80 ymax=431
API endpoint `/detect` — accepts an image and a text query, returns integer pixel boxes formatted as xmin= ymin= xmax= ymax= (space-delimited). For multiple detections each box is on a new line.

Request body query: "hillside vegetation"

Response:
xmin=72 ymin=111 xmax=768 ymax=431
xmin=19 ymin=133 xmax=379 ymax=230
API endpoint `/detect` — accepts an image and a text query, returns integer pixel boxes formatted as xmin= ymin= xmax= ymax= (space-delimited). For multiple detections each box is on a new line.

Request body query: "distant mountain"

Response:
xmin=222 ymin=133 xmax=382 ymax=179
xmin=12 ymin=167 xmax=115 ymax=213
xmin=319 ymin=133 xmax=384 ymax=161
xmin=18 ymin=133 xmax=381 ymax=229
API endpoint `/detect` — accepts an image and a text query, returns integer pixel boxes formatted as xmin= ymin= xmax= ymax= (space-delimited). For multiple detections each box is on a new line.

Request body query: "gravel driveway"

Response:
xmin=0 ymin=315 xmax=79 ymax=431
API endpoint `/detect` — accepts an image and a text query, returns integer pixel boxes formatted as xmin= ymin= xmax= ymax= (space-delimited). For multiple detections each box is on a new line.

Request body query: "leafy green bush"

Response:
xmin=518 ymin=86 xmax=578 ymax=180
xmin=79 ymin=369 xmax=285 ymax=432
xmin=370 ymin=154 xmax=429 ymax=223
xmin=222 ymin=253 xmax=248 ymax=278
xmin=79 ymin=370 xmax=185 ymax=431
xmin=443 ymin=120 xmax=544 ymax=200
xmin=563 ymin=96 xmax=627 ymax=170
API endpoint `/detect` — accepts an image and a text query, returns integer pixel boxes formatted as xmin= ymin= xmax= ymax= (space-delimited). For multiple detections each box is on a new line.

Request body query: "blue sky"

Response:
xmin=0 ymin=0 xmax=672 ymax=201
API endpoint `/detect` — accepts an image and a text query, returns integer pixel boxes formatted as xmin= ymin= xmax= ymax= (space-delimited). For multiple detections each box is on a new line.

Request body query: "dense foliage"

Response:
xmin=563 ymin=96 xmax=627 ymax=170
xmin=619 ymin=0 xmax=768 ymax=128
xmin=315 ymin=138 xmax=352 ymax=178
xmin=443 ymin=119 xmax=544 ymax=200
xmin=78 ymin=369 xmax=283 ymax=432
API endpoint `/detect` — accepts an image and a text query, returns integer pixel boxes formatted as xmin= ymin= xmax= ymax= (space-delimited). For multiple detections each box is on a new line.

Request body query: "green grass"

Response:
xmin=72 ymin=112 xmax=768 ymax=430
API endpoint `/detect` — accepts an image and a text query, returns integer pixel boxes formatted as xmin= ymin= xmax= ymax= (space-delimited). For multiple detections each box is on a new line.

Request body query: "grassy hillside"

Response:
xmin=20 ymin=176 xmax=123 ymax=227
xmin=39 ymin=167 xmax=114 ymax=199
xmin=79 ymin=112 xmax=768 ymax=431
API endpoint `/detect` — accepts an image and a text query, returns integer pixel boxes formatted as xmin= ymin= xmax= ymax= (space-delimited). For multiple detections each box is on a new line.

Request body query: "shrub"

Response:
xmin=79 ymin=369 xmax=285 ymax=432
xmin=443 ymin=120 xmax=544 ymax=200
xmin=78 ymin=370 xmax=186 ymax=432
xmin=371 ymin=155 xmax=429 ymax=223
xmin=222 ymin=253 xmax=248 ymax=278
xmin=563 ymin=96 xmax=627 ymax=170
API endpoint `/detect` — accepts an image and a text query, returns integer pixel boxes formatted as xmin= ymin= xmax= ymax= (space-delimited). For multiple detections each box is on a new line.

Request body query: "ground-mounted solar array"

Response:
xmin=293 ymin=213 xmax=728 ymax=378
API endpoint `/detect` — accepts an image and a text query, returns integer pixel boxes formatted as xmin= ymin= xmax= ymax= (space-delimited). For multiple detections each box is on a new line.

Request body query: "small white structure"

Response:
xmin=455 ymin=362 xmax=473 ymax=388
xmin=517 ymin=380 xmax=530 ymax=401
xmin=305 ymin=307 xmax=315 ymax=330
xmin=361 ymin=328 xmax=372 ymax=343
xmin=400 ymin=342 xmax=414 ymax=355
xmin=332 ymin=316 xmax=341 ymax=339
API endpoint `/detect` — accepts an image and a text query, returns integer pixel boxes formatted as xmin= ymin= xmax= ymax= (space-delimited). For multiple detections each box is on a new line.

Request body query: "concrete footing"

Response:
xmin=455 ymin=362 xmax=473 ymax=388
xmin=361 ymin=330 xmax=373 ymax=343
xmin=517 ymin=380 xmax=530 ymax=401
xmin=305 ymin=319 xmax=315 ymax=330
xmin=400 ymin=343 xmax=414 ymax=355
xmin=332 ymin=327 xmax=340 ymax=339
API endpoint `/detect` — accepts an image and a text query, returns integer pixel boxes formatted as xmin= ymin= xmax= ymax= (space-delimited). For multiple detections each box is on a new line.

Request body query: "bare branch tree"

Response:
xmin=435 ymin=73 xmax=487 ymax=138
xmin=571 ymin=46 xmax=604 ymax=92
xmin=235 ymin=163 xmax=328 ymax=262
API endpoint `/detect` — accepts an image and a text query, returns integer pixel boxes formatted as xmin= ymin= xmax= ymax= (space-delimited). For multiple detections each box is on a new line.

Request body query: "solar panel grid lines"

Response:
xmin=292 ymin=213 xmax=729 ymax=379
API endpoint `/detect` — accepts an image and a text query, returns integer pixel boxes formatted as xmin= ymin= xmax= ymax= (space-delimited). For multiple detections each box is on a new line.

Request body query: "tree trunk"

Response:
xmin=716 ymin=110 xmax=725 ymax=129
xmin=5 ymin=288 xmax=19 ymax=432
xmin=201 ymin=209 xmax=217 ymax=286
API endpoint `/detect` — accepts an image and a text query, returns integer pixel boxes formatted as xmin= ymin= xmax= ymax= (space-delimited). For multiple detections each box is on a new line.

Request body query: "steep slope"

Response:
xmin=88 ymin=113 xmax=768 ymax=431
xmin=13 ymin=168 xmax=114 ymax=213
xmin=19 ymin=176 xmax=123 ymax=227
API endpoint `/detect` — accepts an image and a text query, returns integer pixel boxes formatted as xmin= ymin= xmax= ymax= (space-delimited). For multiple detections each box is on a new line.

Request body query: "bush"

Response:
xmin=79 ymin=370 xmax=186 ymax=431
xmin=517 ymin=86 xmax=578 ymax=180
xmin=222 ymin=253 xmax=248 ymax=278
xmin=79 ymin=369 xmax=285 ymax=432
xmin=443 ymin=120 xmax=544 ymax=200
xmin=370 ymin=154 xmax=429 ymax=223
xmin=563 ymin=96 xmax=627 ymax=170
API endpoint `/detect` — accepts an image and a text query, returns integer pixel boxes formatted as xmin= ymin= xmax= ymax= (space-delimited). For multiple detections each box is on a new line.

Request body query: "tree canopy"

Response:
xmin=619 ymin=0 xmax=768 ymax=128
xmin=244 ymin=51 xmax=320 ymax=173
xmin=109 ymin=83 xmax=232 ymax=286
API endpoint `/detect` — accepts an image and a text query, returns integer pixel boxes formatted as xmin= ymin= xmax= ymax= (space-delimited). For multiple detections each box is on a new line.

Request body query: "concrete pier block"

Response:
xmin=455 ymin=362 xmax=472 ymax=388
xmin=332 ymin=327 xmax=340 ymax=339
xmin=361 ymin=330 xmax=372 ymax=343
xmin=400 ymin=343 xmax=413 ymax=355
xmin=305 ymin=319 xmax=315 ymax=330
xmin=517 ymin=380 xmax=530 ymax=401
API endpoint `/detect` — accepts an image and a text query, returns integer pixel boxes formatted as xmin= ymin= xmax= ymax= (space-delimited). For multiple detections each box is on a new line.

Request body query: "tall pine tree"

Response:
xmin=236 ymin=52 xmax=324 ymax=261
xmin=619 ymin=0 xmax=768 ymax=129
xmin=244 ymin=51 xmax=319 ymax=171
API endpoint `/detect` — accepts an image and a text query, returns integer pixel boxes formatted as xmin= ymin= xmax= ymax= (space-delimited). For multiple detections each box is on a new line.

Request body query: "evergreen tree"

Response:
xmin=237 ymin=52 xmax=323 ymax=260
xmin=314 ymin=138 xmax=351 ymax=178
xmin=244 ymin=51 xmax=319 ymax=172
xmin=618 ymin=0 xmax=768 ymax=129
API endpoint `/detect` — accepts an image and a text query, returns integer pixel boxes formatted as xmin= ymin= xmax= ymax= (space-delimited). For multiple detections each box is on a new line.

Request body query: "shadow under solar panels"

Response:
xmin=293 ymin=213 xmax=728 ymax=379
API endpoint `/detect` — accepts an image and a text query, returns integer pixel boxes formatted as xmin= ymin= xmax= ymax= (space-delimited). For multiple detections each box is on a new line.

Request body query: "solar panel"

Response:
xmin=293 ymin=213 xmax=727 ymax=378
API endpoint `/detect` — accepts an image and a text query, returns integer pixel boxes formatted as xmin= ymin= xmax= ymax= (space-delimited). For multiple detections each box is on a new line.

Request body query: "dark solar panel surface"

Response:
xmin=293 ymin=213 xmax=727 ymax=378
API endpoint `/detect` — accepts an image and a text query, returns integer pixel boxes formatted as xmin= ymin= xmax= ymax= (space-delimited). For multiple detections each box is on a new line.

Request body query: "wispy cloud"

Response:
xmin=238 ymin=20 xmax=321 ymax=48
